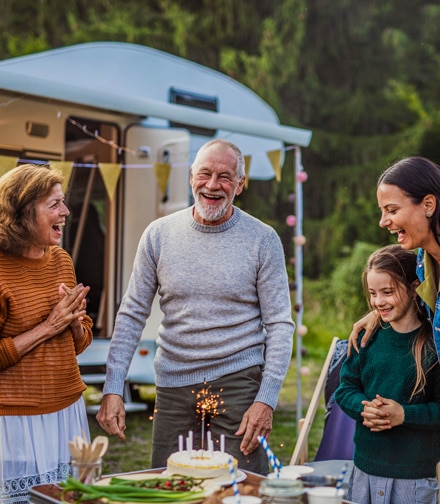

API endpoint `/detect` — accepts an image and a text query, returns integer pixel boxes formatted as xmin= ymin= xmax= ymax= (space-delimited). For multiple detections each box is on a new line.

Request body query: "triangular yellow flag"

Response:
xmin=0 ymin=156 xmax=18 ymax=178
xmin=99 ymin=163 xmax=122 ymax=201
xmin=267 ymin=149 xmax=282 ymax=182
xmin=244 ymin=155 xmax=251 ymax=189
xmin=50 ymin=161 xmax=74 ymax=192
xmin=154 ymin=162 xmax=171 ymax=197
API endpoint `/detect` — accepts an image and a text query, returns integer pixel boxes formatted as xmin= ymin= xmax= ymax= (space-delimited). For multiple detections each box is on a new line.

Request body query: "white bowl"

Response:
xmin=282 ymin=465 xmax=314 ymax=475
xmin=267 ymin=465 xmax=314 ymax=480
xmin=307 ymin=487 xmax=345 ymax=504
xmin=222 ymin=496 xmax=262 ymax=504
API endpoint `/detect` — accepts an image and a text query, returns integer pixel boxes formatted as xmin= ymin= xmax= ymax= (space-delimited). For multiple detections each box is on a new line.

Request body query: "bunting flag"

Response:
xmin=244 ymin=155 xmax=251 ymax=189
xmin=0 ymin=153 xmax=288 ymax=200
xmin=99 ymin=163 xmax=122 ymax=201
xmin=153 ymin=162 xmax=172 ymax=198
xmin=267 ymin=149 xmax=282 ymax=182
xmin=0 ymin=156 xmax=18 ymax=178
xmin=49 ymin=161 xmax=74 ymax=192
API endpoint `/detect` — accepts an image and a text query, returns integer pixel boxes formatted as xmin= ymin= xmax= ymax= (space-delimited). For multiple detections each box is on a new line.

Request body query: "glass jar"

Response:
xmin=259 ymin=478 xmax=304 ymax=504
xmin=71 ymin=458 xmax=102 ymax=484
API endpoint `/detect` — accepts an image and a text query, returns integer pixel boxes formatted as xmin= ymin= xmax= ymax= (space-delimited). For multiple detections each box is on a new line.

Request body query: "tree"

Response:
xmin=2 ymin=0 xmax=440 ymax=278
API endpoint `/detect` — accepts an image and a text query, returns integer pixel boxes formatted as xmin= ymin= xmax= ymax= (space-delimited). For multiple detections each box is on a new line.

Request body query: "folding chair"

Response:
xmin=290 ymin=337 xmax=355 ymax=485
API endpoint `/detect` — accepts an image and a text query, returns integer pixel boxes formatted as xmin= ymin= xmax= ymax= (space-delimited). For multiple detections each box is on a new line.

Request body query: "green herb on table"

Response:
xmin=60 ymin=475 xmax=210 ymax=502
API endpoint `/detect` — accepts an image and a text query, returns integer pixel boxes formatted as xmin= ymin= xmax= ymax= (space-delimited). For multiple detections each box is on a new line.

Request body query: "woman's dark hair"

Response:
xmin=378 ymin=156 xmax=440 ymax=245
xmin=0 ymin=164 xmax=64 ymax=256
xmin=363 ymin=244 xmax=435 ymax=399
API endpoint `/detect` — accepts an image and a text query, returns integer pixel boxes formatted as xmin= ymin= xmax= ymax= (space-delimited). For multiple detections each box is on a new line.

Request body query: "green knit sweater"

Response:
xmin=335 ymin=325 xmax=440 ymax=479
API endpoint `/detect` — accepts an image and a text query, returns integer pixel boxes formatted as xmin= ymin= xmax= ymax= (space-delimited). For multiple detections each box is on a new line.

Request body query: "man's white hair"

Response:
xmin=191 ymin=139 xmax=245 ymax=179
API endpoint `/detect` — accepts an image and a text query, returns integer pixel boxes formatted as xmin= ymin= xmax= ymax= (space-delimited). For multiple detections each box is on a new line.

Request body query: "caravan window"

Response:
xmin=169 ymin=87 xmax=218 ymax=137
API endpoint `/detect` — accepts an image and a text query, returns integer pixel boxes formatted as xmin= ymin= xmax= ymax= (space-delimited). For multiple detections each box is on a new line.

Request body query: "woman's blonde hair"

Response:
xmin=363 ymin=244 xmax=436 ymax=400
xmin=0 ymin=164 xmax=64 ymax=256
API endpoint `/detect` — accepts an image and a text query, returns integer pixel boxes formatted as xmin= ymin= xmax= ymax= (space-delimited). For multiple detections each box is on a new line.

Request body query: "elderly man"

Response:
xmin=97 ymin=139 xmax=294 ymax=474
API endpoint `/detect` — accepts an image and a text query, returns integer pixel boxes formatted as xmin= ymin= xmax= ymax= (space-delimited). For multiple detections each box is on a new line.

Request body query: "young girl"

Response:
xmin=335 ymin=244 xmax=440 ymax=504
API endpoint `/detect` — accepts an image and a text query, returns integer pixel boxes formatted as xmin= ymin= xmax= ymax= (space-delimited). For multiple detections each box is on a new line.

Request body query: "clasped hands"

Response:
xmin=361 ymin=394 xmax=404 ymax=432
xmin=44 ymin=282 xmax=90 ymax=336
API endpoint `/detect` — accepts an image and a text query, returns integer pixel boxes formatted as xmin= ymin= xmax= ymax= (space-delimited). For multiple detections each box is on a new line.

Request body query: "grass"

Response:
xmin=88 ymin=342 xmax=331 ymax=475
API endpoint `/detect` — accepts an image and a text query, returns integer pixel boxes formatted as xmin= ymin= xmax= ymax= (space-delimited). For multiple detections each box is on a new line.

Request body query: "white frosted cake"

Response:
xmin=166 ymin=449 xmax=238 ymax=482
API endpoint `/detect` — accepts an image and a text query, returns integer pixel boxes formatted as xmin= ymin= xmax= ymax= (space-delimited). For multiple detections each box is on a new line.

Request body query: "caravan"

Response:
xmin=0 ymin=42 xmax=312 ymax=388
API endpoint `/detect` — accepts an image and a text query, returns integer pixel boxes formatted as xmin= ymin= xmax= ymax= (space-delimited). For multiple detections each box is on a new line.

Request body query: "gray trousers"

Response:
xmin=151 ymin=365 xmax=269 ymax=475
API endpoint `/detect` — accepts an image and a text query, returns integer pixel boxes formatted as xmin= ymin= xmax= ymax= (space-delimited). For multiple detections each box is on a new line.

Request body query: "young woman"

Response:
xmin=0 ymin=164 xmax=93 ymax=503
xmin=336 ymin=245 xmax=440 ymax=504
xmin=350 ymin=156 xmax=440 ymax=360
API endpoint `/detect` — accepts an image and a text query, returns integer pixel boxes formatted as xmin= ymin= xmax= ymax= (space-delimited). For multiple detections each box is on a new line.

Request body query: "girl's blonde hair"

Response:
xmin=0 ymin=164 xmax=64 ymax=256
xmin=362 ymin=244 xmax=435 ymax=400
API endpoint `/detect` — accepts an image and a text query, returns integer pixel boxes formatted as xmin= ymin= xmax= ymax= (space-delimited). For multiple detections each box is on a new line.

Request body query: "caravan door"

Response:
xmin=121 ymin=125 xmax=190 ymax=341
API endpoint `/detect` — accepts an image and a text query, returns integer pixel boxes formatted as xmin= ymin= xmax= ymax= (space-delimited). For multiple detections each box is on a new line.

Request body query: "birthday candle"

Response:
xmin=178 ymin=435 xmax=183 ymax=452
xmin=220 ymin=434 xmax=225 ymax=453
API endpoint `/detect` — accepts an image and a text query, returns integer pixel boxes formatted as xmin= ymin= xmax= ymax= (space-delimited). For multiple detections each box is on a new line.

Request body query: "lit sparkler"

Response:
xmin=194 ymin=384 xmax=224 ymax=449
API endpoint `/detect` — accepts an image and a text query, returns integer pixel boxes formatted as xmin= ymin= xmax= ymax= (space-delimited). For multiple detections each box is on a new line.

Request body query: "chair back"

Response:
xmin=314 ymin=401 xmax=355 ymax=461
xmin=290 ymin=337 xmax=355 ymax=465
xmin=315 ymin=339 xmax=355 ymax=461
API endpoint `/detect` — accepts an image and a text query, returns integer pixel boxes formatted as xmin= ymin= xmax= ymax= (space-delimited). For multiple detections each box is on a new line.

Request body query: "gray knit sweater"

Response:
xmin=103 ymin=206 xmax=294 ymax=409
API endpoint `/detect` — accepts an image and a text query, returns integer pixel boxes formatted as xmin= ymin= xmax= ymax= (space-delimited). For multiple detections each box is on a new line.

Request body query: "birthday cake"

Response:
xmin=166 ymin=449 xmax=238 ymax=482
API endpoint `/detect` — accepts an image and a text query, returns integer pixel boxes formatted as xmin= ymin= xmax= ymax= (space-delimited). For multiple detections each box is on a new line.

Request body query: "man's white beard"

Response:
xmin=193 ymin=191 xmax=231 ymax=222
xmin=194 ymin=199 xmax=227 ymax=222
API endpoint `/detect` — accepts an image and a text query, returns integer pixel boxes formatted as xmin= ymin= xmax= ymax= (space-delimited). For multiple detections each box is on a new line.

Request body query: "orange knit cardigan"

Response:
xmin=0 ymin=246 xmax=93 ymax=415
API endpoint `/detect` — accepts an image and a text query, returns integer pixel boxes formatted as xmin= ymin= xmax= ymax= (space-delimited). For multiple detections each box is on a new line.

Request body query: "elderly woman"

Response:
xmin=0 ymin=164 xmax=93 ymax=503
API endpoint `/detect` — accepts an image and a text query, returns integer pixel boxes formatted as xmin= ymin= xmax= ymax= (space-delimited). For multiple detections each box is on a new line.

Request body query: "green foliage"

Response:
xmin=419 ymin=112 xmax=440 ymax=165
xmin=326 ymin=242 xmax=378 ymax=322
xmin=219 ymin=0 xmax=306 ymax=109
xmin=2 ymin=0 xmax=440 ymax=279
xmin=301 ymin=242 xmax=378 ymax=348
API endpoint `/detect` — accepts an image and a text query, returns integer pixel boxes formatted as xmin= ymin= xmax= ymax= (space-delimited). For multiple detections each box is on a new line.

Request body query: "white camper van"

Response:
xmin=0 ymin=42 xmax=312 ymax=390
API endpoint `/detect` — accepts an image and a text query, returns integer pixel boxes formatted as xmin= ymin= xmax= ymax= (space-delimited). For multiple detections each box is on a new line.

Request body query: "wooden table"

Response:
xmin=29 ymin=468 xmax=353 ymax=504
xmin=29 ymin=468 xmax=263 ymax=504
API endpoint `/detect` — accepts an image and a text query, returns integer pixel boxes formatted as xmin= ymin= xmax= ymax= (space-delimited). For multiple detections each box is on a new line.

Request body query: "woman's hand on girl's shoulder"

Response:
xmin=347 ymin=311 xmax=379 ymax=356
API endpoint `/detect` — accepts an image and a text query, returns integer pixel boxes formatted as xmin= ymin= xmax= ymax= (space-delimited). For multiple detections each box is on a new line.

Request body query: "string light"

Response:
xmin=0 ymin=96 xmax=296 ymax=169
xmin=66 ymin=116 xmax=137 ymax=156
xmin=0 ymin=95 xmax=24 ymax=108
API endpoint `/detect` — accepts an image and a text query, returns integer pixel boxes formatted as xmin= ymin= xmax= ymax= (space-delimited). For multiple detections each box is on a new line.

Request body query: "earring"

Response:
xmin=426 ymin=212 xmax=433 ymax=218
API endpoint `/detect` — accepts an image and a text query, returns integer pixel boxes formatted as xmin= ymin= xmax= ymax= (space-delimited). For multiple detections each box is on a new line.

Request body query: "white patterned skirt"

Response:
xmin=0 ymin=397 xmax=90 ymax=504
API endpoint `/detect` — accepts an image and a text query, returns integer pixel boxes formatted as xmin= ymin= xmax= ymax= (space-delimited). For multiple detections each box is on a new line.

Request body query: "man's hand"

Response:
xmin=96 ymin=394 xmax=127 ymax=440
xmin=235 ymin=402 xmax=273 ymax=456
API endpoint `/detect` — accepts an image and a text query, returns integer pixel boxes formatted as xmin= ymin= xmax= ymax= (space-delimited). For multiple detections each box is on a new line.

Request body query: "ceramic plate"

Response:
xmin=161 ymin=469 xmax=247 ymax=487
